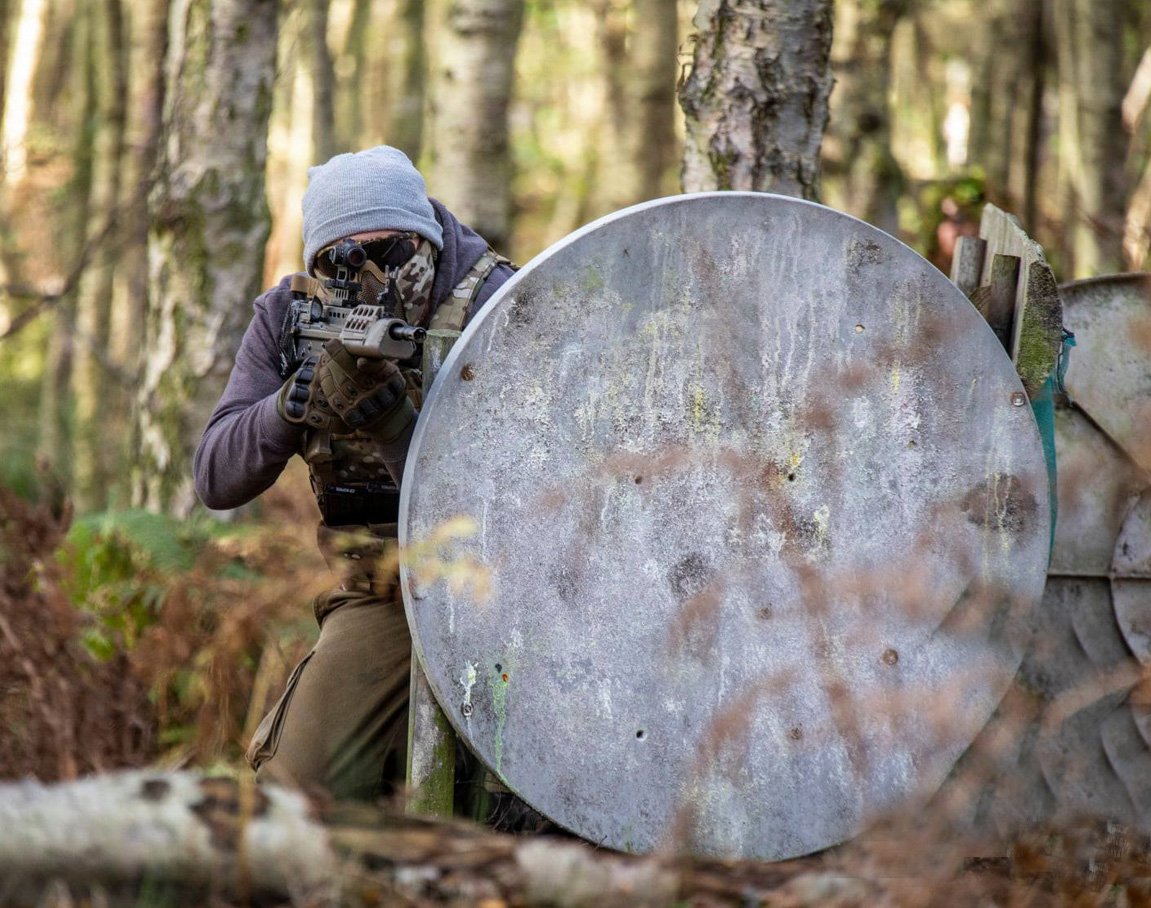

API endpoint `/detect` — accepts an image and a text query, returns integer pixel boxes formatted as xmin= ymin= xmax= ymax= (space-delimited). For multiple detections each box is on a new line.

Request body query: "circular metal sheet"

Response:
xmin=1061 ymin=273 xmax=1151 ymax=472
xmin=1114 ymin=491 xmax=1151 ymax=666
xmin=400 ymin=193 xmax=1051 ymax=860
xmin=1049 ymin=408 xmax=1142 ymax=576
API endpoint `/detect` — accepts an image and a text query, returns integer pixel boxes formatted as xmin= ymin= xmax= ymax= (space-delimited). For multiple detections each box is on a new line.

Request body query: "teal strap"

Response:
xmin=1029 ymin=375 xmax=1058 ymax=562
xmin=1030 ymin=329 xmax=1074 ymax=563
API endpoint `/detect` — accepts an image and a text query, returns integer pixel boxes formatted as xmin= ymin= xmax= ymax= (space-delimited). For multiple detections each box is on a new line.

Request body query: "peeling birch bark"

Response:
xmin=0 ymin=772 xmax=336 ymax=903
xmin=0 ymin=771 xmax=825 ymax=907
xmin=678 ymin=0 xmax=835 ymax=200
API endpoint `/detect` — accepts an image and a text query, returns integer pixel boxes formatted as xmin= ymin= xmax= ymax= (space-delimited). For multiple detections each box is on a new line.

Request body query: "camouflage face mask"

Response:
xmin=329 ymin=233 xmax=439 ymax=322
xmin=393 ymin=238 xmax=438 ymax=327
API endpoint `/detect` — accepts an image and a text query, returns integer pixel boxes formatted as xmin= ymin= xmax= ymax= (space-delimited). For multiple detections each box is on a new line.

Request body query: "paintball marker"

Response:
xmin=278 ymin=240 xmax=427 ymax=377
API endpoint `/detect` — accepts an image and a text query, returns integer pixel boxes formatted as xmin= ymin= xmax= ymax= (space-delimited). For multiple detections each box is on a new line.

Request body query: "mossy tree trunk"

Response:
xmin=431 ymin=0 xmax=524 ymax=248
xmin=134 ymin=0 xmax=278 ymax=516
xmin=678 ymin=0 xmax=835 ymax=199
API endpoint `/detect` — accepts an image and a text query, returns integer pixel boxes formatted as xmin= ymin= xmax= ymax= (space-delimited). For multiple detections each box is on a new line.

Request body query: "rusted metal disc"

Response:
xmin=1062 ymin=273 xmax=1151 ymax=472
xmin=1114 ymin=491 xmax=1151 ymax=666
xmin=400 ymin=193 xmax=1051 ymax=860
xmin=941 ymin=274 xmax=1151 ymax=840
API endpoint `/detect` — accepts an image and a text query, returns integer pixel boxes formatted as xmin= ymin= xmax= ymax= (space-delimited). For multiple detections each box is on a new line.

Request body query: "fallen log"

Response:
xmin=2 ymin=770 xmax=1147 ymax=907
xmin=0 ymin=770 xmax=810 ymax=907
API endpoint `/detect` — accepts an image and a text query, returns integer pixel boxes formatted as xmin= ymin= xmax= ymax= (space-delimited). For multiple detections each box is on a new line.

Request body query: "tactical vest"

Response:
xmin=299 ymin=249 xmax=507 ymax=529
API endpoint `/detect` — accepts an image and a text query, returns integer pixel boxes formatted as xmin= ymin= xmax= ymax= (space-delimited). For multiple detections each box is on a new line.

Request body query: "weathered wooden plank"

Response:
xmin=970 ymin=253 xmax=1020 ymax=352
xmin=977 ymin=204 xmax=1063 ymax=396
xmin=406 ymin=662 xmax=458 ymax=816
xmin=405 ymin=328 xmax=465 ymax=817
xmin=950 ymin=235 xmax=987 ymax=299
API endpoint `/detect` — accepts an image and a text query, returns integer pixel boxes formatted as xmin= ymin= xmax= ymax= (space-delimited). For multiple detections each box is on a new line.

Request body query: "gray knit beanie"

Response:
xmin=301 ymin=146 xmax=443 ymax=273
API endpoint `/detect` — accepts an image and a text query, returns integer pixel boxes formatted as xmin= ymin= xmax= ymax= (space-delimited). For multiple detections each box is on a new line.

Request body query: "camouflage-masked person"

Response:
xmin=193 ymin=146 xmax=516 ymax=801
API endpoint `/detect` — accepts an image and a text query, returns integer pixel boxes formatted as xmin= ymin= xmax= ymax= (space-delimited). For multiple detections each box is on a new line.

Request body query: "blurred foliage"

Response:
xmin=59 ymin=510 xmax=215 ymax=660
xmin=5 ymin=475 xmax=328 ymax=774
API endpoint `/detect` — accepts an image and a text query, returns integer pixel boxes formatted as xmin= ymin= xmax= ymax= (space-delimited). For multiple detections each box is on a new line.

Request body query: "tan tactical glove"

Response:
xmin=316 ymin=339 xmax=416 ymax=441
xmin=277 ymin=353 xmax=344 ymax=432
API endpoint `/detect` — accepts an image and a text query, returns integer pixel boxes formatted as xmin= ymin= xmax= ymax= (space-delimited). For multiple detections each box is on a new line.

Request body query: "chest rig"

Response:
xmin=279 ymin=249 xmax=506 ymax=527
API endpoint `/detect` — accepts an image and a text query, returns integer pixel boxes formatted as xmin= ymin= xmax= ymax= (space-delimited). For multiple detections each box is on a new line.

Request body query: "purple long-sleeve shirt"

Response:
xmin=193 ymin=201 xmax=515 ymax=510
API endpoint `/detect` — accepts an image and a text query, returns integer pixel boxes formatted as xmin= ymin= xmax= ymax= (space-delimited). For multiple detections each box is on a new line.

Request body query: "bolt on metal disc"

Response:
xmin=400 ymin=193 xmax=1051 ymax=860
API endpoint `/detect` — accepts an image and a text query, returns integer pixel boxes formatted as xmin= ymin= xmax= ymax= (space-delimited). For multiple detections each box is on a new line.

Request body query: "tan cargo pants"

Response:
xmin=246 ymin=529 xmax=410 ymax=802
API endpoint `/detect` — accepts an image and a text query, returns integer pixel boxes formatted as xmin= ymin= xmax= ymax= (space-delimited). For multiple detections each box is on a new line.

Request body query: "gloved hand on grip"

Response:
xmin=316 ymin=339 xmax=416 ymax=440
xmin=277 ymin=353 xmax=344 ymax=432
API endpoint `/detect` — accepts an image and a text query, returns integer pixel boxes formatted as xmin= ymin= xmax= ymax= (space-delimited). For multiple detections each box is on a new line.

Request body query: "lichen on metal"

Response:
xmin=399 ymin=193 xmax=1050 ymax=860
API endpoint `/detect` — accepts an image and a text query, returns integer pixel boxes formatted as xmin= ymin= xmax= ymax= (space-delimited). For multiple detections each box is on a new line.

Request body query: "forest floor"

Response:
xmin=2 ymin=479 xmax=1149 ymax=907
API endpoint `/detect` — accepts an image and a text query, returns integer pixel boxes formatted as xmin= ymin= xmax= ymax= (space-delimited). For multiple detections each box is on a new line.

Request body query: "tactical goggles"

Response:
xmin=314 ymin=232 xmax=421 ymax=278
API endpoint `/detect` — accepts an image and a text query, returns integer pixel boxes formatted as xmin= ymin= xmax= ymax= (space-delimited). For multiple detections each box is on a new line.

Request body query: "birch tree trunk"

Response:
xmin=0 ymin=0 xmax=48 ymax=185
xmin=678 ymin=0 xmax=835 ymax=199
xmin=1053 ymin=0 xmax=1127 ymax=277
xmin=431 ymin=0 xmax=524 ymax=248
xmin=134 ymin=0 xmax=278 ymax=515
xmin=0 ymin=770 xmax=843 ymax=908
xmin=71 ymin=0 xmax=127 ymax=513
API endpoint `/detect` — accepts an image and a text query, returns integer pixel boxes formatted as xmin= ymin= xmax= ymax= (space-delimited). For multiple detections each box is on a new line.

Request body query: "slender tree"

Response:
xmin=134 ymin=0 xmax=278 ymax=515
xmin=36 ymin=0 xmax=88 ymax=481
xmin=308 ymin=0 xmax=336 ymax=163
xmin=0 ymin=1 xmax=13 ymax=138
xmin=110 ymin=0 xmax=169 ymax=374
xmin=386 ymin=0 xmax=427 ymax=160
xmin=0 ymin=0 xmax=48 ymax=185
xmin=430 ymin=0 xmax=524 ymax=248
xmin=334 ymin=0 xmax=372 ymax=151
xmin=71 ymin=0 xmax=127 ymax=512
xmin=593 ymin=0 xmax=678 ymax=212
xmin=679 ymin=0 xmax=835 ymax=198
xmin=628 ymin=0 xmax=678 ymax=201
xmin=825 ymin=0 xmax=909 ymax=234
xmin=968 ymin=0 xmax=1045 ymax=231
xmin=1053 ymin=0 xmax=1127 ymax=276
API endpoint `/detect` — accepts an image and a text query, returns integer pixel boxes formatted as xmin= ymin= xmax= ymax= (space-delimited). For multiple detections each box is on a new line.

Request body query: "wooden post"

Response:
xmin=950 ymin=235 xmax=987 ymax=299
xmin=406 ymin=328 xmax=463 ymax=817
xmin=971 ymin=253 xmax=1021 ymax=353
xmin=975 ymin=204 xmax=1063 ymax=397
